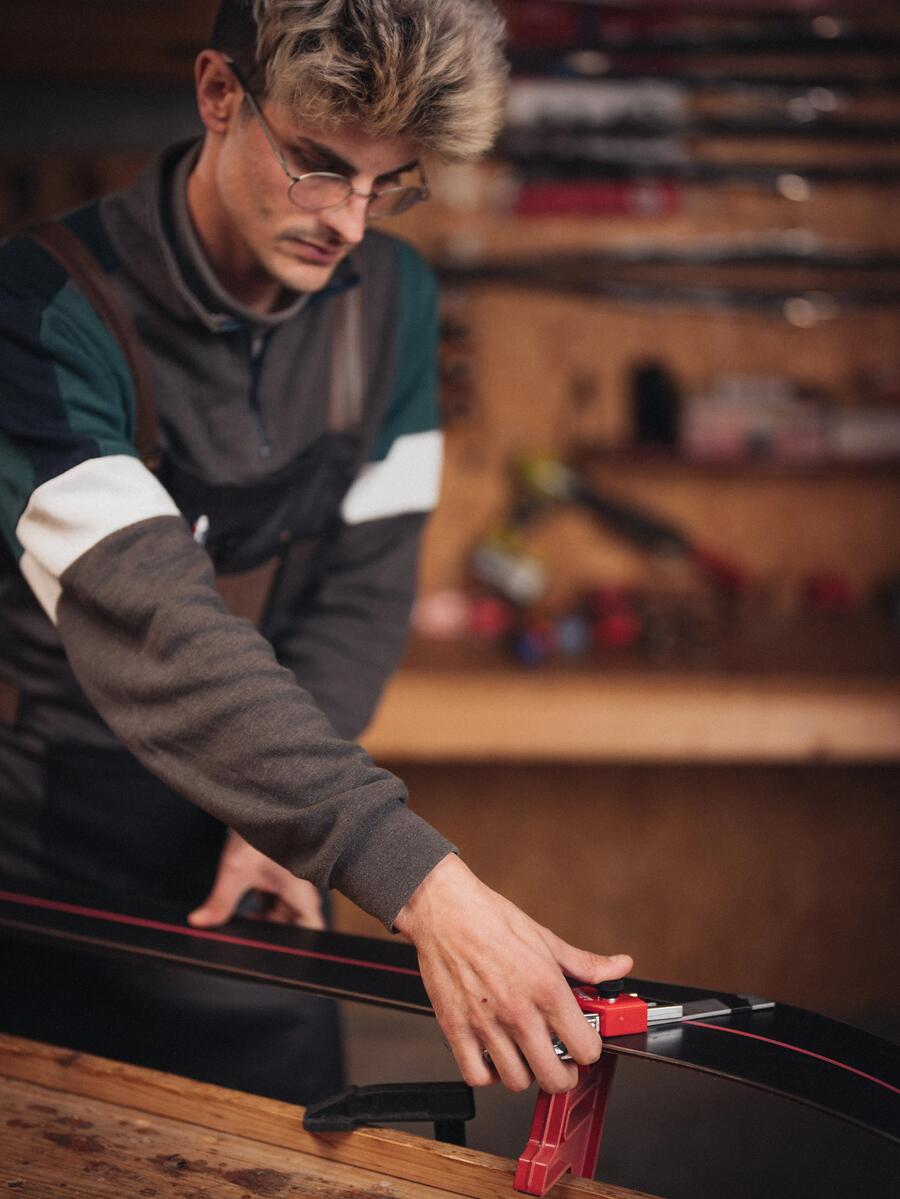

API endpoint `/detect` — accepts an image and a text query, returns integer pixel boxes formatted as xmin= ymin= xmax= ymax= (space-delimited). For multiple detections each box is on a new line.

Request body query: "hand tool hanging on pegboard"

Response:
xmin=466 ymin=451 xmax=748 ymax=671
xmin=516 ymin=455 xmax=747 ymax=595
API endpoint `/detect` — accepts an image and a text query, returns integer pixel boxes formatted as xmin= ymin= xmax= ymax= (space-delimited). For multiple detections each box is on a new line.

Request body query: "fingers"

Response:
xmin=536 ymin=934 xmax=632 ymax=1068
xmin=187 ymin=834 xmax=325 ymax=930
xmin=478 ymin=977 xmax=593 ymax=1091
xmin=509 ymin=1013 xmax=582 ymax=1093
xmin=478 ymin=1031 xmax=535 ymax=1093
xmin=440 ymin=1022 xmax=496 ymax=1089
xmin=437 ymin=1008 xmax=556 ymax=1093
xmin=267 ymin=881 xmax=325 ymax=930
xmin=187 ymin=864 xmax=246 ymax=928
xmin=188 ymin=832 xmax=260 ymax=928
xmin=543 ymin=982 xmax=602 ymax=1070
xmin=445 ymin=1002 xmax=583 ymax=1093
xmin=544 ymin=931 xmax=633 ymax=990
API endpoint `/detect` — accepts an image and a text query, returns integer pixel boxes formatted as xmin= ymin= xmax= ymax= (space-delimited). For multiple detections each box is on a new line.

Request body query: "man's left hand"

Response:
xmin=188 ymin=831 xmax=325 ymax=929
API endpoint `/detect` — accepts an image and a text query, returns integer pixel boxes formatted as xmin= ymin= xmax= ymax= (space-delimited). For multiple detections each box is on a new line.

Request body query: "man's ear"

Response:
xmin=195 ymin=50 xmax=242 ymax=136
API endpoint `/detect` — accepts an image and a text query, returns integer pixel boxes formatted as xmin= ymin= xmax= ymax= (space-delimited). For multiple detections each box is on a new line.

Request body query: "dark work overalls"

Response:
xmin=1 ymin=223 xmax=370 ymax=1104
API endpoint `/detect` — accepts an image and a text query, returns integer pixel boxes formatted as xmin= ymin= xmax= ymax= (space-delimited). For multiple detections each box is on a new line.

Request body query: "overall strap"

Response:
xmin=24 ymin=221 xmax=160 ymax=470
xmin=0 ymin=224 xmax=162 ymax=727
xmin=16 ymin=226 xmax=365 ymax=631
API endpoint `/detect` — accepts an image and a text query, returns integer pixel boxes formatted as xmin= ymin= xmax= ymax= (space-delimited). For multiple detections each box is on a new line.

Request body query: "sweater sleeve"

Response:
xmin=0 ymin=235 xmax=454 ymax=928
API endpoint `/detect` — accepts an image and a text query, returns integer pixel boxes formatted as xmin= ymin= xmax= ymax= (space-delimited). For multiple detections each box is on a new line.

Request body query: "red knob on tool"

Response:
xmin=573 ymin=982 xmax=648 ymax=1037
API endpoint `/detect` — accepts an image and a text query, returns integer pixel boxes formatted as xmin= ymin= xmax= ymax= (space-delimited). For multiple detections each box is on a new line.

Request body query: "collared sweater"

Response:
xmin=0 ymin=140 xmax=455 ymax=928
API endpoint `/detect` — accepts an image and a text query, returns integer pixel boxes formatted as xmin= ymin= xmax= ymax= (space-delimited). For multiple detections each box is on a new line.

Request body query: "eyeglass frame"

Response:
xmin=223 ymin=58 xmax=430 ymax=219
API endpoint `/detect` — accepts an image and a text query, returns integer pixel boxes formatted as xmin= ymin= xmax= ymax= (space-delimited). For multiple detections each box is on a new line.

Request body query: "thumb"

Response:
xmin=546 ymin=933 xmax=633 ymax=986
xmin=188 ymin=869 xmax=247 ymax=928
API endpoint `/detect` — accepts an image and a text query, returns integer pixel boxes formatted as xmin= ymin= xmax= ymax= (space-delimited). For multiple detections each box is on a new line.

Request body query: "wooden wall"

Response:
xmin=334 ymin=762 xmax=900 ymax=1026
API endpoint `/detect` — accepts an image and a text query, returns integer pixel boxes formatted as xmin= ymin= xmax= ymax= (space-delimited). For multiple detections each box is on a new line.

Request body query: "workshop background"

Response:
xmin=3 ymin=3 xmax=899 ymax=1196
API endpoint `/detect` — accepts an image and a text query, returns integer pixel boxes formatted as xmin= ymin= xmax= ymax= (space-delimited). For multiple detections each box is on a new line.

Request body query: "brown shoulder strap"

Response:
xmin=0 ymin=678 xmax=21 ymax=727
xmin=25 ymin=221 xmax=160 ymax=469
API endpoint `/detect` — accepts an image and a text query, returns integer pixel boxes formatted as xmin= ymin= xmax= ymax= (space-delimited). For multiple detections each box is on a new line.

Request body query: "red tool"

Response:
xmin=514 ymin=1056 xmax=618 ymax=1196
xmin=515 ymin=980 xmax=649 ymax=1196
xmin=515 ymin=979 xmax=782 ymax=1194
xmin=571 ymin=981 xmax=649 ymax=1037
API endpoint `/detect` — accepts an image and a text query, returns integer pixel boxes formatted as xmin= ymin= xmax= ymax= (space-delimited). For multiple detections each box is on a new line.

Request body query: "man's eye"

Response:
xmin=289 ymin=150 xmax=332 ymax=174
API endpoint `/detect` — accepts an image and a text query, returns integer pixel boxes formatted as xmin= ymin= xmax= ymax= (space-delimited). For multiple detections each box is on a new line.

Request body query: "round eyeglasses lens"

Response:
xmin=288 ymin=174 xmax=352 ymax=211
xmin=367 ymin=187 xmax=424 ymax=218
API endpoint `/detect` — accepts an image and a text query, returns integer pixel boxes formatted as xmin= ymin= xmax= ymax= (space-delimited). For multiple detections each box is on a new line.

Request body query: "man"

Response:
xmin=0 ymin=0 xmax=631 ymax=1102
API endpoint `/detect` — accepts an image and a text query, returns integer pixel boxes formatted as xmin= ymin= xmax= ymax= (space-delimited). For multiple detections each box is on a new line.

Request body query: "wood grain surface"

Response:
xmin=0 ymin=1035 xmax=655 ymax=1199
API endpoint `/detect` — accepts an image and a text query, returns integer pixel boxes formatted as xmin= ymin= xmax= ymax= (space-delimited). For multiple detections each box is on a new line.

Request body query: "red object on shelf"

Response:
xmin=506 ymin=1 xmax=580 ymax=47
xmin=468 ymin=593 xmax=515 ymax=638
xmin=514 ymin=1055 xmax=619 ymax=1196
xmin=595 ymin=608 xmax=642 ymax=650
xmin=514 ymin=180 xmax=682 ymax=219
xmin=804 ymin=572 xmax=855 ymax=614
xmin=691 ymin=546 xmax=749 ymax=595
xmin=589 ymin=588 xmax=643 ymax=650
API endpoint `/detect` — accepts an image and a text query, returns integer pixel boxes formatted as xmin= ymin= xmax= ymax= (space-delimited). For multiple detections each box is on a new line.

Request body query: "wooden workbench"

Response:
xmin=0 ymin=1034 xmax=654 ymax=1199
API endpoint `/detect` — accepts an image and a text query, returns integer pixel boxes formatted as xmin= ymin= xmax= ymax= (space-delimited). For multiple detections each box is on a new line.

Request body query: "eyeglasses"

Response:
xmin=224 ymin=59 xmax=430 ymax=219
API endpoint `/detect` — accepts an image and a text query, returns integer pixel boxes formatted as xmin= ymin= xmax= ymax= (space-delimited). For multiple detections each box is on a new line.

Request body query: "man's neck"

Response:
xmin=186 ymin=155 xmax=283 ymax=315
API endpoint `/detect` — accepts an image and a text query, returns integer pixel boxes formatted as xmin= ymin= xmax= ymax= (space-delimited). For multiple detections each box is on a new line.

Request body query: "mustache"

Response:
xmin=276 ymin=229 xmax=341 ymax=249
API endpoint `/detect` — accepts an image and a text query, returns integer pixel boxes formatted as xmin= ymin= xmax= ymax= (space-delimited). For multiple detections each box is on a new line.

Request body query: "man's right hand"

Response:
xmin=394 ymin=854 xmax=632 ymax=1094
xmin=188 ymin=831 xmax=325 ymax=930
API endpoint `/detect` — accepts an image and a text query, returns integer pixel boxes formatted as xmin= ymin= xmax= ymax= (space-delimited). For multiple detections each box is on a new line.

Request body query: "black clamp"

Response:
xmin=303 ymin=1081 xmax=475 ymax=1146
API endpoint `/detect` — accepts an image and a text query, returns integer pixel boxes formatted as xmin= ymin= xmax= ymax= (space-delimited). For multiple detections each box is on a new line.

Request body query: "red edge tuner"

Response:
xmin=573 ymin=985 xmax=649 ymax=1036
xmin=513 ymin=986 xmax=648 ymax=1196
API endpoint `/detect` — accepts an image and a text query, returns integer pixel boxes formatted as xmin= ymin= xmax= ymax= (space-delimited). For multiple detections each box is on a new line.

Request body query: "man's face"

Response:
xmin=213 ymin=94 xmax=421 ymax=295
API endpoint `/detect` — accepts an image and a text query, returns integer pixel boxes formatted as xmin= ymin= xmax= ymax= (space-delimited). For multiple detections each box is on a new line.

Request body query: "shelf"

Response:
xmin=363 ymin=668 xmax=900 ymax=762
xmin=575 ymin=446 xmax=900 ymax=479
xmin=362 ymin=628 xmax=900 ymax=763
xmin=363 ymin=667 xmax=900 ymax=763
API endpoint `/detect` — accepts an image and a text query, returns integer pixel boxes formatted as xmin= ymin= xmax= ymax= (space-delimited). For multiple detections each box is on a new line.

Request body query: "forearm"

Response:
xmin=55 ymin=516 xmax=453 ymax=926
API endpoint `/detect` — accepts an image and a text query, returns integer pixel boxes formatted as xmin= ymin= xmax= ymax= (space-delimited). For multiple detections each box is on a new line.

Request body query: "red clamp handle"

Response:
xmin=514 ymin=988 xmax=649 ymax=1195
xmin=514 ymin=1055 xmax=618 ymax=1196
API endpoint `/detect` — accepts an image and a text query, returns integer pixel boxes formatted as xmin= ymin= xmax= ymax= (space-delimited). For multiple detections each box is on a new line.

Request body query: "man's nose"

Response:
xmin=322 ymin=192 xmax=369 ymax=246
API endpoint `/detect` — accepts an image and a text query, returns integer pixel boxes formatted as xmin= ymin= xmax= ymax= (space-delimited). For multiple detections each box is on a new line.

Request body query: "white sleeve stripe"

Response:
xmin=17 ymin=455 xmax=181 ymax=611
xmin=18 ymin=551 xmax=63 ymax=625
xmin=341 ymin=430 xmax=443 ymax=526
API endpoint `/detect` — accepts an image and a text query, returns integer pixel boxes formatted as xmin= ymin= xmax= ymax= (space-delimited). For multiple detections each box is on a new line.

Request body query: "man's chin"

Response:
xmin=271 ymin=241 xmax=344 ymax=294
xmin=274 ymin=262 xmax=338 ymax=296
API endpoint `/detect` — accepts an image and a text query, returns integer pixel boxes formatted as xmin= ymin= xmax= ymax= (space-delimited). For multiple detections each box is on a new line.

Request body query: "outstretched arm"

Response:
xmin=189 ymin=842 xmax=633 ymax=1092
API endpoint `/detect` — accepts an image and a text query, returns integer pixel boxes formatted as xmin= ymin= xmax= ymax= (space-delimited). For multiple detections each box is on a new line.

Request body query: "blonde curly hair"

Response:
xmin=211 ymin=0 xmax=508 ymax=161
